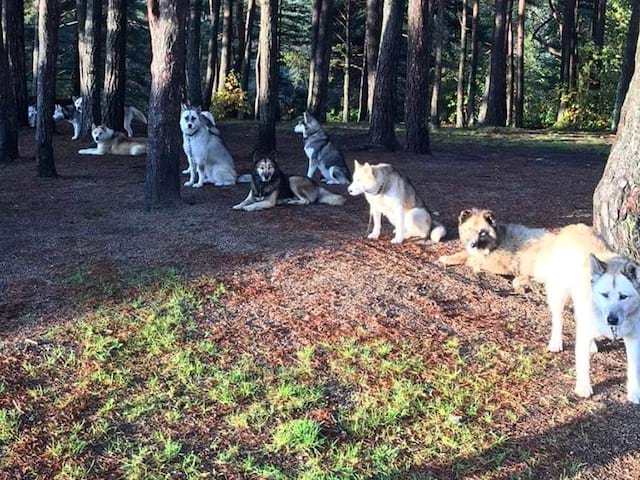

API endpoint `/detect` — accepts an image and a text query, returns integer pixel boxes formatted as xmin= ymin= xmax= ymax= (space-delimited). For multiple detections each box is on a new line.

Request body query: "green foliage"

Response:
xmin=212 ymin=71 xmax=251 ymax=119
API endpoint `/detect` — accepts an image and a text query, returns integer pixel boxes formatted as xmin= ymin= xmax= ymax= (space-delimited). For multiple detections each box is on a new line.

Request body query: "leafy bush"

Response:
xmin=212 ymin=71 xmax=251 ymax=119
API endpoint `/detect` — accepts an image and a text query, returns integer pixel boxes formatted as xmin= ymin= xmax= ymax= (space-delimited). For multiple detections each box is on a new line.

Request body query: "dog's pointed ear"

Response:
xmin=91 ymin=123 xmax=97 ymax=130
xmin=623 ymin=259 xmax=640 ymax=284
xmin=590 ymin=254 xmax=608 ymax=280
xmin=195 ymin=105 xmax=202 ymax=113
xmin=458 ymin=209 xmax=473 ymax=225
xmin=72 ymin=95 xmax=77 ymax=102
xmin=482 ymin=210 xmax=496 ymax=227
xmin=354 ymin=160 xmax=361 ymax=169
xmin=181 ymin=103 xmax=188 ymax=111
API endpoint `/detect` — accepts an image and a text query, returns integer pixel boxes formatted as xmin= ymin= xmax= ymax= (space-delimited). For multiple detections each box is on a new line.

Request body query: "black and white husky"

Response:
xmin=293 ymin=112 xmax=351 ymax=185
xmin=180 ymin=105 xmax=246 ymax=188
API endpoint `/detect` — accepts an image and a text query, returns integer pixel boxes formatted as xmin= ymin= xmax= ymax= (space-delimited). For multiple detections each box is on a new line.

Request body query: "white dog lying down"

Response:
xmin=78 ymin=124 xmax=147 ymax=156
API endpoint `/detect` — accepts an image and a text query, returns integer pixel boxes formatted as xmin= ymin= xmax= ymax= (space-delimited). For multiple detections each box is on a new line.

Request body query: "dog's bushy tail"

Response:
xmin=318 ymin=187 xmax=346 ymax=206
xmin=237 ymin=173 xmax=252 ymax=183
xmin=430 ymin=221 xmax=447 ymax=242
xmin=130 ymin=106 xmax=148 ymax=124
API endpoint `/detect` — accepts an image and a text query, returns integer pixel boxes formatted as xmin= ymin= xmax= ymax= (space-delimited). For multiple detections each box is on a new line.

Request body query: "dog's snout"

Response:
xmin=187 ymin=123 xmax=193 ymax=129
xmin=607 ymin=313 xmax=619 ymax=326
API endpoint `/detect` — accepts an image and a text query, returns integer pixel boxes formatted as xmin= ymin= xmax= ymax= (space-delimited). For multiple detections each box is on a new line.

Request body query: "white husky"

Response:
xmin=180 ymin=105 xmax=241 ymax=188
xmin=72 ymin=97 xmax=147 ymax=138
xmin=515 ymin=224 xmax=640 ymax=403
xmin=28 ymin=105 xmax=37 ymax=128
xmin=347 ymin=160 xmax=446 ymax=244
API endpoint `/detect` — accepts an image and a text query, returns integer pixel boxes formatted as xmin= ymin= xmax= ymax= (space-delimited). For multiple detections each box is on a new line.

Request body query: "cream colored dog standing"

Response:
xmin=78 ymin=125 xmax=147 ymax=156
xmin=347 ymin=161 xmax=445 ymax=244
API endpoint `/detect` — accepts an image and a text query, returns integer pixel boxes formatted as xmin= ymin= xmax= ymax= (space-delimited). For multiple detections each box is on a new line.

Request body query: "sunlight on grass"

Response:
xmin=0 ymin=273 xmax=547 ymax=478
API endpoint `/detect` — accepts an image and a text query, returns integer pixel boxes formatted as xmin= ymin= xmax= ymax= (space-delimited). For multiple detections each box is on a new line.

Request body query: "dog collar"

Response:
xmin=185 ymin=125 xmax=202 ymax=137
xmin=367 ymin=181 xmax=386 ymax=196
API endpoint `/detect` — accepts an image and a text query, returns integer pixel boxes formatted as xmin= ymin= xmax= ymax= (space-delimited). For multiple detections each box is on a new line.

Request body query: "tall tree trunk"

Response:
xmin=35 ymin=0 xmax=58 ymax=177
xmin=611 ymin=0 xmax=639 ymax=132
xmin=455 ymin=0 xmax=468 ymax=128
xmin=505 ymin=0 xmax=513 ymax=126
xmin=78 ymin=0 xmax=103 ymax=138
xmin=592 ymin=0 xmax=606 ymax=47
xmin=405 ymin=0 xmax=430 ymax=153
xmin=342 ymin=0 xmax=351 ymax=122
xmin=368 ymin=0 xmax=404 ymax=150
xmin=557 ymin=0 xmax=578 ymax=122
xmin=357 ymin=44 xmax=368 ymax=121
xmin=145 ymin=0 xmax=187 ymax=210
xmin=72 ymin=19 xmax=80 ymax=95
xmin=307 ymin=0 xmax=333 ymax=121
xmin=240 ymin=0 xmax=256 ymax=92
xmin=3 ymin=0 xmax=28 ymax=127
xmin=466 ymin=0 xmax=479 ymax=125
xmin=257 ymin=0 xmax=278 ymax=152
xmin=32 ymin=0 xmax=39 ymax=97
xmin=217 ymin=0 xmax=233 ymax=91
xmin=480 ymin=0 xmax=507 ymax=125
xmin=514 ymin=0 xmax=525 ymax=127
xmin=0 ymin=0 xmax=19 ymax=161
xmin=233 ymin=0 xmax=245 ymax=73
xmin=429 ymin=0 xmax=444 ymax=127
xmin=365 ymin=0 xmax=381 ymax=117
xmin=593 ymin=33 xmax=640 ymax=259
xmin=186 ymin=0 xmax=203 ymax=106
xmin=203 ymin=0 xmax=220 ymax=110
xmin=103 ymin=0 xmax=126 ymax=130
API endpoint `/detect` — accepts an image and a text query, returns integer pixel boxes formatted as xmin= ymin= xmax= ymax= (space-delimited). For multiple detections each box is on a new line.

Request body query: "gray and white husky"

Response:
xmin=73 ymin=96 xmax=147 ymax=137
xmin=180 ymin=105 xmax=244 ymax=188
xmin=28 ymin=105 xmax=37 ymax=128
xmin=348 ymin=160 xmax=446 ymax=244
xmin=293 ymin=112 xmax=351 ymax=185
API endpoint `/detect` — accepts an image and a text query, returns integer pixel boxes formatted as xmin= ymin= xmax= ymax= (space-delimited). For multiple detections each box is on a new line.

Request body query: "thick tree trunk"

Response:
xmin=3 ymin=0 xmax=28 ymax=127
xmin=72 ymin=19 xmax=80 ymax=95
xmin=365 ymin=0 xmax=381 ymax=117
xmin=429 ymin=0 xmax=444 ymax=127
xmin=35 ymin=0 xmax=58 ymax=177
xmin=32 ymin=0 xmax=39 ymax=97
xmin=557 ymin=0 xmax=578 ymax=122
xmin=466 ymin=0 xmax=479 ymax=125
xmin=203 ymin=0 xmax=220 ymax=110
xmin=593 ymin=34 xmax=640 ymax=259
xmin=405 ymin=0 xmax=430 ymax=153
xmin=0 ymin=0 xmax=19 ymax=161
xmin=78 ymin=0 xmax=103 ymax=138
xmin=103 ymin=0 xmax=126 ymax=130
xmin=240 ymin=0 xmax=256 ymax=92
xmin=455 ymin=0 xmax=468 ymax=128
xmin=186 ymin=0 xmax=203 ymax=106
xmin=514 ymin=0 xmax=525 ymax=127
xmin=592 ymin=0 xmax=606 ymax=47
xmin=217 ymin=0 xmax=233 ymax=91
xmin=145 ymin=0 xmax=187 ymax=210
xmin=357 ymin=45 xmax=367 ymax=121
xmin=480 ymin=0 xmax=507 ymax=126
xmin=307 ymin=0 xmax=333 ymax=121
xmin=342 ymin=0 xmax=351 ymax=122
xmin=368 ymin=0 xmax=404 ymax=150
xmin=233 ymin=0 xmax=245 ymax=73
xmin=257 ymin=0 xmax=278 ymax=153
xmin=612 ymin=0 xmax=639 ymax=132
xmin=505 ymin=0 xmax=513 ymax=126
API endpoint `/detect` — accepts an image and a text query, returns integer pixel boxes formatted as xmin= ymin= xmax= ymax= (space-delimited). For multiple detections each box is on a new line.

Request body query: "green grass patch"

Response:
xmin=0 ymin=272 xmax=547 ymax=478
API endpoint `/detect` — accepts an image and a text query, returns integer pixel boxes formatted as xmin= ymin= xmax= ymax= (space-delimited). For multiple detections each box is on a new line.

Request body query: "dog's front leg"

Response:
xmin=624 ymin=337 xmax=640 ymax=403
xmin=194 ymin=163 xmax=206 ymax=188
xmin=368 ymin=210 xmax=382 ymax=239
xmin=391 ymin=205 xmax=405 ymax=244
xmin=78 ymin=148 xmax=100 ymax=155
xmin=574 ymin=324 xmax=594 ymax=398
xmin=72 ymin=122 xmax=80 ymax=140
xmin=184 ymin=155 xmax=196 ymax=186
xmin=306 ymin=162 xmax=318 ymax=179
xmin=182 ymin=151 xmax=193 ymax=175
xmin=233 ymin=191 xmax=254 ymax=210
xmin=243 ymin=192 xmax=277 ymax=211
xmin=438 ymin=250 xmax=469 ymax=267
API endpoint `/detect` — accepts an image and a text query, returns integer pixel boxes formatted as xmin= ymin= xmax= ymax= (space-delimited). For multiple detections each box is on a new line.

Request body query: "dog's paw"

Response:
xmin=391 ymin=237 xmax=404 ymax=244
xmin=232 ymin=204 xmax=244 ymax=210
xmin=438 ymin=255 xmax=454 ymax=266
xmin=627 ymin=385 xmax=640 ymax=404
xmin=548 ymin=337 xmax=563 ymax=353
xmin=512 ymin=277 xmax=529 ymax=295
xmin=193 ymin=183 xmax=204 ymax=188
xmin=575 ymin=382 xmax=593 ymax=398
xmin=590 ymin=340 xmax=599 ymax=354
xmin=367 ymin=232 xmax=380 ymax=240
xmin=182 ymin=168 xmax=191 ymax=175
xmin=184 ymin=181 xmax=194 ymax=187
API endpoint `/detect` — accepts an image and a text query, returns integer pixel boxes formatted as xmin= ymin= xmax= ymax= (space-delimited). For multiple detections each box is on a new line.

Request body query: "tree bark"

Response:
xmin=2 ymin=0 xmax=28 ymax=127
xmin=368 ymin=0 xmax=404 ymax=150
xmin=32 ymin=0 xmax=39 ymax=97
xmin=593 ymin=33 xmax=640 ymax=259
xmin=186 ymin=0 xmax=203 ymax=106
xmin=307 ymin=0 xmax=333 ymax=121
xmin=505 ymin=0 xmax=513 ymax=126
xmin=257 ymin=0 xmax=278 ymax=153
xmin=35 ymin=0 xmax=58 ymax=177
xmin=612 ymin=0 xmax=639 ymax=132
xmin=145 ymin=0 xmax=187 ymax=210
xmin=0 ymin=0 xmax=19 ymax=161
xmin=557 ymin=0 xmax=578 ymax=122
xmin=466 ymin=0 xmax=479 ymax=125
xmin=365 ymin=0 xmax=381 ymax=117
xmin=240 ymin=0 xmax=256 ymax=92
xmin=342 ymin=0 xmax=351 ymax=122
xmin=233 ymin=0 xmax=245 ymax=73
xmin=203 ymin=0 xmax=220 ymax=110
xmin=217 ymin=0 xmax=233 ymax=91
xmin=405 ymin=0 xmax=430 ymax=153
xmin=455 ymin=0 xmax=468 ymax=128
xmin=78 ymin=0 xmax=103 ymax=138
xmin=592 ymin=0 xmax=606 ymax=47
xmin=514 ymin=0 xmax=525 ymax=127
xmin=103 ymin=0 xmax=126 ymax=130
xmin=429 ymin=0 xmax=444 ymax=127
xmin=357 ymin=42 xmax=368 ymax=121
xmin=480 ymin=0 xmax=507 ymax=126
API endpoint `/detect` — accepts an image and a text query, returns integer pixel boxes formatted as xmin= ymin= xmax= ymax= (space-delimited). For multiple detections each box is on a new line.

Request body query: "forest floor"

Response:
xmin=1 ymin=122 xmax=639 ymax=479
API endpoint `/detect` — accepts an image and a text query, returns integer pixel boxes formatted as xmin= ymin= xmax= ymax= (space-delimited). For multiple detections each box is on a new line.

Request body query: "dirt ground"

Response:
xmin=2 ymin=122 xmax=640 ymax=478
